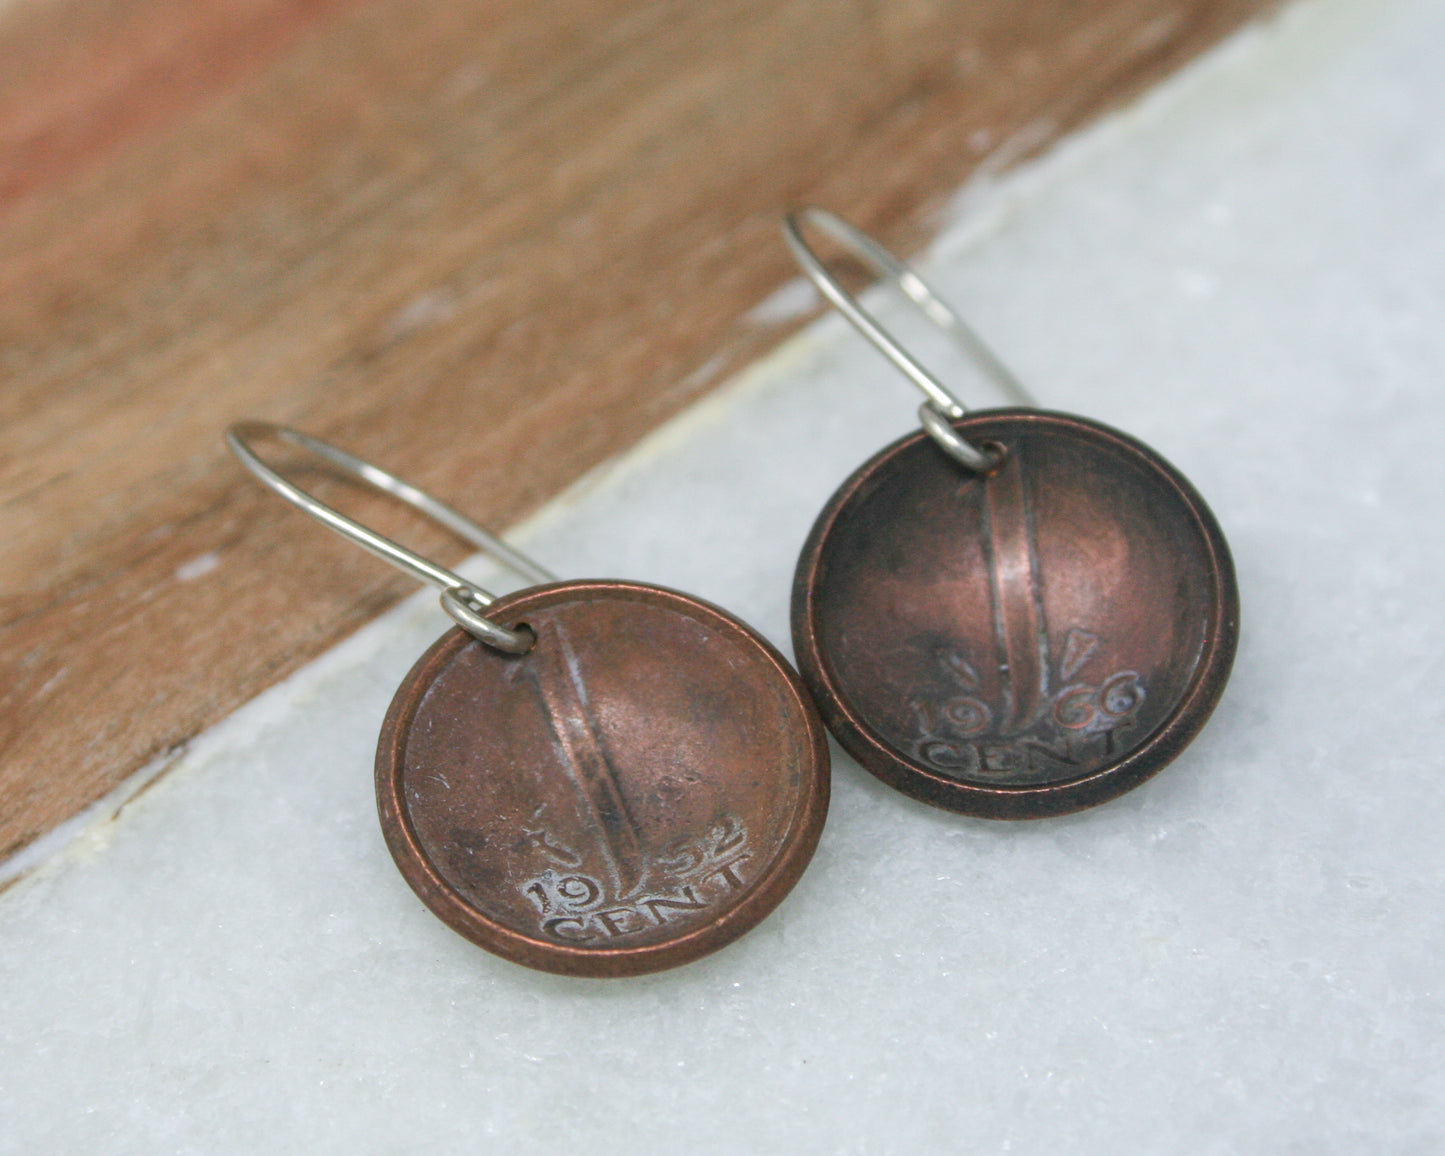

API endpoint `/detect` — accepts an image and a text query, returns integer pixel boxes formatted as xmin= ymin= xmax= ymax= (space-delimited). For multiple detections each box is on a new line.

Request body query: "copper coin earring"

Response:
xmin=781 ymin=209 xmax=1238 ymax=819
xmin=227 ymin=423 xmax=829 ymax=976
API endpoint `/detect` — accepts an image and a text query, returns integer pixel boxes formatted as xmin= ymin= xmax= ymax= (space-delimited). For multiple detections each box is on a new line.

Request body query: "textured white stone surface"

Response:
xmin=3 ymin=0 xmax=1443 ymax=1150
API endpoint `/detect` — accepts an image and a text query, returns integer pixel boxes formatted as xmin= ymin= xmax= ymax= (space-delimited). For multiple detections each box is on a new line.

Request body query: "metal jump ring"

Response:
xmin=226 ymin=422 xmax=555 ymax=654
xmin=781 ymin=207 xmax=1037 ymax=472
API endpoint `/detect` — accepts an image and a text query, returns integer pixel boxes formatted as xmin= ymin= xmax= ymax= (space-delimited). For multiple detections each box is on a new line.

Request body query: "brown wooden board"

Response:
xmin=0 ymin=0 xmax=1278 ymax=859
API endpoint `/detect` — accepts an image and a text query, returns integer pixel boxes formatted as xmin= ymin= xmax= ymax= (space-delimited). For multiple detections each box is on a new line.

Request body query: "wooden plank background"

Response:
xmin=0 ymin=0 xmax=1277 ymax=860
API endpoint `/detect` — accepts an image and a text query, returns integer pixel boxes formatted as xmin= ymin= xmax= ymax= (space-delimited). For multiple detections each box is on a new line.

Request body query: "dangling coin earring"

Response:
xmin=227 ymin=423 xmax=829 ymax=976
xmin=781 ymin=209 xmax=1238 ymax=819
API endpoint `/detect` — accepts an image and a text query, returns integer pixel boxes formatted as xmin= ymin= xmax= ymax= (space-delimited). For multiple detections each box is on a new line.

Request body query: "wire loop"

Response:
xmin=782 ymin=207 xmax=1036 ymax=471
xmin=226 ymin=422 xmax=555 ymax=653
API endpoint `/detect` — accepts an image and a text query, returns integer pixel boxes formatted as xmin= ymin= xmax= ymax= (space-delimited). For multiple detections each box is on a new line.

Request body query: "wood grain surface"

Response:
xmin=0 ymin=0 xmax=1277 ymax=859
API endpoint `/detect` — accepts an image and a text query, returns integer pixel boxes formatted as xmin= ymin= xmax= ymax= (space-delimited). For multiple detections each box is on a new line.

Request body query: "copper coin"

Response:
xmin=376 ymin=580 xmax=830 ymax=977
xmin=793 ymin=409 xmax=1238 ymax=819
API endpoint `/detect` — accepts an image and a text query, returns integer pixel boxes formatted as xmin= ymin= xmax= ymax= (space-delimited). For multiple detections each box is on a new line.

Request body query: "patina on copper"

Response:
xmin=377 ymin=579 xmax=830 ymax=977
xmin=793 ymin=408 xmax=1238 ymax=819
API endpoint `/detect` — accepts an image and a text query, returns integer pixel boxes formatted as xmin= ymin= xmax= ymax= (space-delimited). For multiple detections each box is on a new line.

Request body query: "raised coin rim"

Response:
xmin=792 ymin=409 xmax=1239 ymax=819
xmin=376 ymin=579 xmax=831 ymax=977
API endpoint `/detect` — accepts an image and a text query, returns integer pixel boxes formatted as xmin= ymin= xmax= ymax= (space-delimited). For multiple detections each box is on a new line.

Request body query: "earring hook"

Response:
xmin=226 ymin=422 xmax=556 ymax=654
xmin=781 ymin=207 xmax=1037 ymax=471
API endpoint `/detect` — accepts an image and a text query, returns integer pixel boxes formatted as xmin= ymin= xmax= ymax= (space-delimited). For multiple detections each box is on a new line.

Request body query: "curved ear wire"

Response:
xmin=226 ymin=421 xmax=555 ymax=653
xmin=782 ymin=207 xmax=1037 ymax=472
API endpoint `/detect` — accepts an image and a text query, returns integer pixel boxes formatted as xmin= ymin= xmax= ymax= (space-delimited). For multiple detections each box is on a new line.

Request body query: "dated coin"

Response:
xmin=376 ymin=581 xmax=830 ymax=976
xmin=793 ymin=409 xmax=1238 ymax=818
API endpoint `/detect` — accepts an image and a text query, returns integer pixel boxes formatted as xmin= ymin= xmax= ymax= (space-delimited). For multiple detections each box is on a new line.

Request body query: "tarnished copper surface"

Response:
xmin=376 ymin=580 xmax=830 ymax=977
xmin=793 ymin=409 xmax=1238 ymax=818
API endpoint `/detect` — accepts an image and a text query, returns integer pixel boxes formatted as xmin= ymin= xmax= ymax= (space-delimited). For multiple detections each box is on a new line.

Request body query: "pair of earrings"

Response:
xmin=229 ymin=210 xmax=1238 ymax=977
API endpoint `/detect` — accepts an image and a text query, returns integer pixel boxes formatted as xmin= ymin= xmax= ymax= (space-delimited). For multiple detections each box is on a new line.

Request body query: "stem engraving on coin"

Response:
xmin=526 ymin=623 xmax=650 ymax=898
xmin=913 ymin=448 xmax=1145 ymax=779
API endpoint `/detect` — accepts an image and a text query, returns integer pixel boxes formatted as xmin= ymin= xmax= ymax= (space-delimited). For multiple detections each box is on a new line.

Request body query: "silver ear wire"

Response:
xmin=226 ymin=422 xmax=555 ymax=653
xmin=781 ymin=207 xmax=1037 ymax=472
